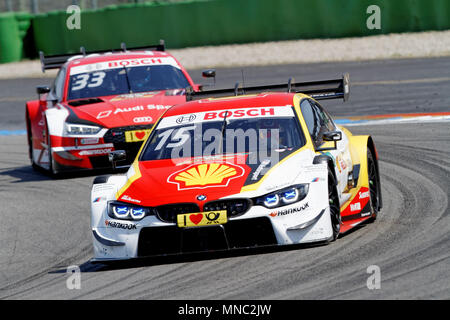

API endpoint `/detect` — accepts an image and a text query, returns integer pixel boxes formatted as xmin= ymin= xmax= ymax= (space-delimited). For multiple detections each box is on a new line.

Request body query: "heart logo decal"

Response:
xmin=189 ymin=214 xmax=203 ymax=225
xmin=135 ymin=131 xmax=146 ymax=140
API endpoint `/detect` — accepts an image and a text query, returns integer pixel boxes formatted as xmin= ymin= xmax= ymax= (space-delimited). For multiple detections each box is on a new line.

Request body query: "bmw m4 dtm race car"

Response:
xmin=90 ymin=74 xmax=382 ymax=262
xmin=25 ymin=41 xmax=209 ymax=175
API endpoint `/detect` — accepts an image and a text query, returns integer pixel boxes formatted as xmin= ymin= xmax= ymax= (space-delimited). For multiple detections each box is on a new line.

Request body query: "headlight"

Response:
xmin=65 ymin=123 xmax=102 ymax=135
xmin=107 ymin=201 xmax=153 ymax=221
xmin=254 ymin=184 xmax=309 ymax=209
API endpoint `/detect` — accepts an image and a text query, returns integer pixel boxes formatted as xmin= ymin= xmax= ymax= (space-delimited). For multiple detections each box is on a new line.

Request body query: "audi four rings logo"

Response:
xmin=176 ymin=114 xmax=196 ymax=124
xmin=133 ymin=116 xmax=153 ymax=123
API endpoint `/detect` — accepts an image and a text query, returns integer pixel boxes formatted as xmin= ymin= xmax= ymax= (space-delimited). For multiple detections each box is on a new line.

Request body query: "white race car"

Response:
xmin=90 ymin=75 xmax=382 ymax=262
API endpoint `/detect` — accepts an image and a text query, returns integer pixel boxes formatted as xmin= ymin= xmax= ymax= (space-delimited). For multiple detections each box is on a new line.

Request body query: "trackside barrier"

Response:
xmin=0 ymin=12 xmax=32 ymax=63
xmin=1 ymin=0 xmax=450 ymax=62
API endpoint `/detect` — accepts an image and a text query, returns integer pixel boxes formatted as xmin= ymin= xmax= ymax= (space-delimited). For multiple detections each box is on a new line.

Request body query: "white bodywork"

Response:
xmin=90 ymin=149 xmax=338 ymax=262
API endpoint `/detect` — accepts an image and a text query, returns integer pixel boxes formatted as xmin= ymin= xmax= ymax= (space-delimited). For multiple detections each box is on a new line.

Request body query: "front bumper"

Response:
xmin=92 ymin=204 xmax=333 ymax=261
xmin=51 ymin=125 xmax=152 ymax=173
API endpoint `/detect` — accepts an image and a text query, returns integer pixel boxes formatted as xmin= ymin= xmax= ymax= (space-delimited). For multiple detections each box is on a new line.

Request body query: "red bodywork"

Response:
xmin=26 ymin=51 xmax=200 ymax=173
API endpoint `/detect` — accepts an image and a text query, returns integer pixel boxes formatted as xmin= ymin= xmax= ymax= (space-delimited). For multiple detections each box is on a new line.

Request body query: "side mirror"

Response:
xmin=36 ymin=85 xmax=51 ymax=95
xmin=316 ymin=131 xmax=342 ymax=151
xmin=202 ymin=69 xmax=216 ymax=78
xmin=201 ymin=69 xmax=216 ymax=88
xmin=323 ymin=131 xmax=342 ymax=142
xmin=108 ymin=150 xmax=126 ymax=170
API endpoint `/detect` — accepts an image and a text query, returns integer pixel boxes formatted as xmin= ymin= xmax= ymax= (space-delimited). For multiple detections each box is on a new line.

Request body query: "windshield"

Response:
xmin=67 ymin=65 xmax=190 ymax=101
xmin=140 ymin=107 xmax=305 ymax=162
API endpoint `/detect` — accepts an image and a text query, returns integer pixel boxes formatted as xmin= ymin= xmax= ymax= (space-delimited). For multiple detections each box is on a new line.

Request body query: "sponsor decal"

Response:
xmin=265 ymin=181 xmax=290 ymax=192
xmin=105 ymin=220 xmax=137 ymax=230
xmin=350 ymin=202 xmax=361 ymax=212
xmin=251 ymin=159 xmax=271 ymax=181
xmin=97 ymin=110 xmax=112 ymax=119
xmin=133 ymin=116 xmax=153 ymax=124
xmin=110 ymin=91 xmax=160 ymax=101
xmin=359 ymin=190 xmax=370 ymax=199
xmin=177 ymin=210 xmax=227 ymax=228
xmin=176 ymin=114 xmax=196 ymax=124
xmin=114 ymin=105 xmax=145 ymax=114
xmin=269 ymin=202 xmax=309 ymax=217
xmin=158 ymin=106 xmax=294 ymax=129
xmin=196 ymin=194 xmax=207 ymax=201
xmin=146 ymin=104 xmax=171 ymax=110
xmin=167 ymin=162 xmax=245 ymax=190
xmin=175 ymin=154 xmax=248 ymax=166
xmin=70 ymin=57 xmax=180 ymax=75
xmin=93 ymin=196 xmax=106 ymax=203
xmin=336 ymin=155 xmax=342 ymax=173
xmin=96 ymin=105 xmax=171 ymax=119
xmin=125 ymin=129 xmax=151 ymax=142
xmin=78 ymin=148 xmax=112 ymax=156
xmin=108 ymin=58 xmax=164 ymax=68
xmin=80 ymin=138 xmax=99 ymax=145
xmin=120 ymin=194 xmax=141 ymax=204
xmin=204 ymin=108 xmax=276 ymax=120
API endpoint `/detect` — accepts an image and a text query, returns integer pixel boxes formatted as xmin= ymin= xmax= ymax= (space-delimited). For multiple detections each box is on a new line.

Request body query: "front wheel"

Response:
xmin=328 ymin=168 xmax=341 ymax=241
xmin=44 ymin=121 xmax=59 ymax=177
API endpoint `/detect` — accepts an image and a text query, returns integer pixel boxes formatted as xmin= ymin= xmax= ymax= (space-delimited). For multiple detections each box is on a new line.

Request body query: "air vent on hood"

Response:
xmin=68 ymin=98 xmax=104 ymax=107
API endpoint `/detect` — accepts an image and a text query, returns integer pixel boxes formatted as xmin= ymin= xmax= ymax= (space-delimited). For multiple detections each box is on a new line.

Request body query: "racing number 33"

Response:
xmin=177 ymin=211 xmax=227 ymax=228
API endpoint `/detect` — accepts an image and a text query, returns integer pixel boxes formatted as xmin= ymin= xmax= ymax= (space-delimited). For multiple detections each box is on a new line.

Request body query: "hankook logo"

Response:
xmin=269 ymin=202 xmax=309 ymax=217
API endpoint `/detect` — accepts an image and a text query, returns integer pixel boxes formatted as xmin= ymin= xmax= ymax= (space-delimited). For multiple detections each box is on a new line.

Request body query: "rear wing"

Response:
xmin=187 ymin=73 xmax=350 ymax=102
xmin=39 ymin=40 xmax=166 ymax=72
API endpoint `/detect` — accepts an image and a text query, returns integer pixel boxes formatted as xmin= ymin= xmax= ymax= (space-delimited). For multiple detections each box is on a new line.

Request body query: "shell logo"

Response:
xmin=167 ymin=163 xmax=245 ymax=190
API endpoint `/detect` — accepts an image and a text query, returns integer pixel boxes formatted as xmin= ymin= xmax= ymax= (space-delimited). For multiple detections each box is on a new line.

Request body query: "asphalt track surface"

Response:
xmin=0 ymin=57 xmax=449 ymax=299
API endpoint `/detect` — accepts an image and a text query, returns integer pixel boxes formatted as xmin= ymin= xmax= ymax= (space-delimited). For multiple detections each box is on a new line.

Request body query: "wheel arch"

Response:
xmin=313 ymin=154 xmax=338 ymax=186
xmin=347 ymin=133 xmax=382 ymax=210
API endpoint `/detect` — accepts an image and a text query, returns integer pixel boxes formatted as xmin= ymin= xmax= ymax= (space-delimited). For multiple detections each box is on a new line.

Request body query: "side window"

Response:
xmin=312 ymin=100 xmax=336 ymax=132
xmin=49 ymin=68 xmax=66 ymax=102
xmin=300 ymin=99 xmax=321 ymax=146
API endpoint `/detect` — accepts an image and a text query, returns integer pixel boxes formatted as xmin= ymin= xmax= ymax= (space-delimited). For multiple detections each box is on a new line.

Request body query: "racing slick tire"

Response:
xmin=367 ymin=148 xmax=381 ymax=223
xmin=44 ymin=119 xmax=59 ymax=177
xmin=328 ymin=167 xmax=341 ymax=241
xmin=26 ymin=112 xmax=39 ymax=171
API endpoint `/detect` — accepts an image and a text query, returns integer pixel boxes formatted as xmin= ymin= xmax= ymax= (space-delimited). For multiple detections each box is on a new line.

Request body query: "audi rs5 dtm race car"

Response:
xmin=90 ymin=75 xmax=382 ymax=262
xmin=25 ymin=41 xmax=205 ymax=175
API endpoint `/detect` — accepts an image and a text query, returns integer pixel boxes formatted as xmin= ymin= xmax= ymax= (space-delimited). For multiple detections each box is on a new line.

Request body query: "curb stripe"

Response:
xmin=0 ymin=130 xmax=27 ymax=136
xmin=335 ymin=113 xmax=450 ymax=126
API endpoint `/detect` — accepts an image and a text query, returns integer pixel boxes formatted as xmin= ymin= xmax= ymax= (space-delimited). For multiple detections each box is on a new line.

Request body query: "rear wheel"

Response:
xmin=367 ymin=148 xmax=380 ymax=222
xmin=26 ymin=113 xmax=39 ymax=171
xmin=328 ymin=168 xmax=341 ymax=241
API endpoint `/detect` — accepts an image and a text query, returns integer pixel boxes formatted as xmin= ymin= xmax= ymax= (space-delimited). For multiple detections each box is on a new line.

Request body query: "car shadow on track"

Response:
xmin=0 ymin=165 xmax=127 ymax=183
xmin=0 ymin=165 xmax=53 ymax=183
xmin=47 ymin=221 xmax=372 ymax=275
xmin=49 ymin=241 xmax=332 ymax=274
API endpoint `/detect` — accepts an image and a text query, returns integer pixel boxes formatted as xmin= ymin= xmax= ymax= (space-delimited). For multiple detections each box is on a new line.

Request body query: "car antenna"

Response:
xmin=241 ymin=69 xmax=246 ymax=94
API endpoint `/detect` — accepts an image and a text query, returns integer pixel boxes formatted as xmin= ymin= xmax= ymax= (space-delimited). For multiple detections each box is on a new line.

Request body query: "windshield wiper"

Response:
xmin=122 ymin=66 xmax=132 ymax=93
xmin=218 ymin=110 xmax=229 ymax=155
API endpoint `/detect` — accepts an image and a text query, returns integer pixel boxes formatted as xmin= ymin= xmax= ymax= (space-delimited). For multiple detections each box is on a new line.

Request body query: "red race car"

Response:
xmin=25 ymin=41 xmax=208 ymax=176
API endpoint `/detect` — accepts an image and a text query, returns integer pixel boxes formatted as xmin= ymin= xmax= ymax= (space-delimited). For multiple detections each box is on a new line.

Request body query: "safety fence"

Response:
xmin=1 ymin=0 xmax=449 ymax=63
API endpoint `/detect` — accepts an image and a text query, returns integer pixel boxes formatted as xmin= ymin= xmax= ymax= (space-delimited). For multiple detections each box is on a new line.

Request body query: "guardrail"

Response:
xmin=1 ymin=0 xmax=449 ymax=64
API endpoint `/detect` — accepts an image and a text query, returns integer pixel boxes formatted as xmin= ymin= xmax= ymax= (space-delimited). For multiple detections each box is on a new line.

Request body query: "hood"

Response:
xmin=117 ymin=149 xmax=307 ymax=208
xmin=65 ymin=90 xmax=186 ymax=128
